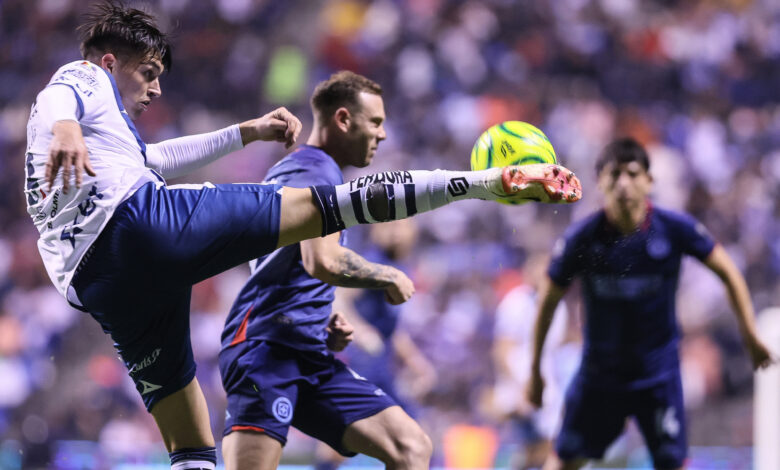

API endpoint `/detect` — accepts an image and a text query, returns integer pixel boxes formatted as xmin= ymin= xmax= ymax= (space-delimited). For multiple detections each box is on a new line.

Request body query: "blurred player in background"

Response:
xmin=526 ymin=138 xmax=773 ymax=470
xmin=490 ymin=253 xmax=579 ymax=470
xmin=25 ymin=2 xmax=581 ymax=468
xmin=313 ymin=219 xmax=438 ymax=470
xmin=219 ymin=72 xmax=435 ymax=470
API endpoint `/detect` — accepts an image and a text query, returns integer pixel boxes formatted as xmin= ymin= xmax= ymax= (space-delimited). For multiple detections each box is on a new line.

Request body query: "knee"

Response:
xmin=387 ymin=427 xmax=433 ymax=468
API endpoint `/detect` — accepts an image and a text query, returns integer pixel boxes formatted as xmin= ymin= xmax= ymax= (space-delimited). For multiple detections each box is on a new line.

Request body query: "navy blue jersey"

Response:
xmin=548 ymin=205 xmax=716 ymax=390
xmin=221 ymin=146 xmax=344 ymax=353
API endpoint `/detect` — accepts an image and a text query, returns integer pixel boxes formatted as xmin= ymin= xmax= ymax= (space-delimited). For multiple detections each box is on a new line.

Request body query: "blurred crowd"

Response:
xmin=1 ymin=0 xmax=779 ymax=468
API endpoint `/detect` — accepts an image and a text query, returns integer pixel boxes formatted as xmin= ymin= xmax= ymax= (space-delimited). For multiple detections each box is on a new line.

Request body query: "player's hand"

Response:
xmin=526 ymin=367 xmax=545 ymax=409
xmin=326 ymin=312 xmax=354 ymax=352
xmin=46 ymin=120 xmax=95 ymax=194
xmin=747 ymin=337 xmax=775 ymax=370
xmin=384 ymin=268 xmax=414 ymax=305
xmin=240 ymin=107 xmax=302 ymax=149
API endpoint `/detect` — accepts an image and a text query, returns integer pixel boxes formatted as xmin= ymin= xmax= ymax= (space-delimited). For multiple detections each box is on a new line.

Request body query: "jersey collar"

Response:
xmin=601 ymin=199 xmax=653 ymax=235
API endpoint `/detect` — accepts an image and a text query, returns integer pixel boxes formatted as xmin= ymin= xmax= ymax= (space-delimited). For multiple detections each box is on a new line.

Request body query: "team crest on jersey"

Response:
xmin=647 ymin=236 xmax=670 ymax=259
xmin=272 ymin=396 xmax=293 ymax=423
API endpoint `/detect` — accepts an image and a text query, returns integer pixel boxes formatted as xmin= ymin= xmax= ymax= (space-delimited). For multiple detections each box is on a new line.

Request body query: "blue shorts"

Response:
xmin=70 ymin=181 xmax=282 ymax=411
xmin=555 ymin=372 xmax=687 ymax=469
xmin=220 ymin=340 xmax=397 ymax=456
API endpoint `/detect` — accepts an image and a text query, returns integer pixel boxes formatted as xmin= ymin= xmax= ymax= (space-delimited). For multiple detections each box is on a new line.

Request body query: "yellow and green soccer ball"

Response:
xmin=470 ymin=121 xmax=558 ymax=205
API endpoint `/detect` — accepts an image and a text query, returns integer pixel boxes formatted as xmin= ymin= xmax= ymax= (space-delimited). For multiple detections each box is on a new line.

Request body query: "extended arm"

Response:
xmin=300 ymin=234 xmax=414 ymax=304
xmin=703 ymin=244 xmax=774 ymax=369
xmin=526 ymin=276 xmax=567 ymax=408
xmin=145 ymin=125 xmax=242 ymax=179
xmin=145 ymin=108 xmax=302 ymax=179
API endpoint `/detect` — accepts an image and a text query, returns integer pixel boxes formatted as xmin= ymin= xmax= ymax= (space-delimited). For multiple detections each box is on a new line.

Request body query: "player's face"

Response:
xmin=346 ymin=92 xmax=387 ymax=167
xmin=598 ymin=161 xmax=652 ymax=212
xmin=113 ymin=57 xmax=164 ymax=120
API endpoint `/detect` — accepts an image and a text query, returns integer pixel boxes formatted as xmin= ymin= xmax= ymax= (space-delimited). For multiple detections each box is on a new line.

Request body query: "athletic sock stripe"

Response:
xmin=171 ymin=460 xmax=215 ymax=470
xmin=403 ymin=184 xmax=417 ymax=216
xmin=350 ymin=190 xmax=368 ymax=224
xmin=386 ymin=184 xmax=396 ymax=220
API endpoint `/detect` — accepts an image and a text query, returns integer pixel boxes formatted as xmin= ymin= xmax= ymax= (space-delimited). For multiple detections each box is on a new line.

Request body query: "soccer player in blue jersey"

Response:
xmin=27 ymin=3 xmax=581 ymax=468
xmin=219 ymin=72 xmax=435 ymax=470
xmin=526 ymin=138 xmax=773 ymax=470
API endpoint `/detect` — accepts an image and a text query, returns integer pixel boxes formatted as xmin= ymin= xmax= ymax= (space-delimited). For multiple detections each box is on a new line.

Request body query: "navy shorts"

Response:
xmin=555 ymin=372 xmax=687 ymax=469
xmin=219 ymin=340 xmax=397 ymax=456
xmin=70 ymin=181 xmax=282 ymax=411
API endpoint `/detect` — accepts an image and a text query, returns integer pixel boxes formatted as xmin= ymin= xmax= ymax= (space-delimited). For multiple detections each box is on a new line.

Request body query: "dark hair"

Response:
xmin=310 ymin=71 xmax=382 ymax=119
xmin=78 ymin=1 xmax=172 ymax=71
xmin=595 ymin=137 xmax=650 ymax=174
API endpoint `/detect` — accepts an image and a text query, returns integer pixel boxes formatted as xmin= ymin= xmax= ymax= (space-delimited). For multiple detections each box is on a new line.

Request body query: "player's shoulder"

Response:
xmin=50 ymin=60 xmax=107 ymax=89
xmin=562 ymin=210 xmax=604 ymax=241
xmin=652 ymin=206 xmax=701 ymax=230
xmin=267 ymin=146 xmax=341 ymax=180
xmin=652 ymin=205 xmax=713 ymax=241
xmin=278 ymin=146 xmax=339 ymax=170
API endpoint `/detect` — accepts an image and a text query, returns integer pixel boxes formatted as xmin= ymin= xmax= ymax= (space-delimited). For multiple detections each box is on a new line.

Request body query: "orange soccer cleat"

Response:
xmin=500 ymin=164 xmax=582 ymax=203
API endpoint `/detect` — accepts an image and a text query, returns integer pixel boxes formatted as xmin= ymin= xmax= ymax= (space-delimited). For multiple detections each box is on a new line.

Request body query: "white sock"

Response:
xmin=333 ymin=168 xmax=503 ymax=227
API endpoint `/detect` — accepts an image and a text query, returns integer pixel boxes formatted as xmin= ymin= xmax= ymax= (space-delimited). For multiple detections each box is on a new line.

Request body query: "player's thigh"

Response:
xmin=219 ymin=341 xmax=302 ymax=447
xmin=222 ymin=430 xmax=283 ymax=470
xmin=278 ymin=186 xmax=322 ymax=247
xmin=632 ymin=376 xmax=687 ymax=470
xmin=74 ymin=269 xmax=207 ymax=450
xmin=73 ymin=261 xmax=197 ymax=412
xmin=555 ymin=377 xmax=628 ymax=462
xmin=112 ymin=181 xmax=283 ymax=285
xmin=293 ymin=360 xmax=398 ymax=457
xmin=342 ymin=406 xmax=432 ymax=464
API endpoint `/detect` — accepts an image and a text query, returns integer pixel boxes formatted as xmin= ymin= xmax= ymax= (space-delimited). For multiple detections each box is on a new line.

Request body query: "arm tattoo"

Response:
xmin=329 ymin=249 xmax=397 ymax=288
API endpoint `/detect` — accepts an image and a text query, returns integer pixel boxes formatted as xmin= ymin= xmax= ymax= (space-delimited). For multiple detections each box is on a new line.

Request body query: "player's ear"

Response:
xmin=100 ymin=54 xmax=118 ymax=73
xmin=334 ymin=107 xmax=351 ymax=133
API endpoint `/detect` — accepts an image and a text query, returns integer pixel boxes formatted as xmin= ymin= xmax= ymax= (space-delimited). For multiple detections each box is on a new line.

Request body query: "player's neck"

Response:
xmin=306 ymin=130 xmax=349 ymax=169
xmin=605 ymin=201 xmax=648 ymax=234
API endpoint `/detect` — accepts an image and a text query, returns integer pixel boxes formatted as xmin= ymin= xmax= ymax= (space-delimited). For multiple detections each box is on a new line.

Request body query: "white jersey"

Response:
xmin=493 ymin=284 xmax=578 ymax=438
xmin=494 ymin=284 xmax=568 ymax=384
xmin=25 ymin=60 xmax=161 ymax=296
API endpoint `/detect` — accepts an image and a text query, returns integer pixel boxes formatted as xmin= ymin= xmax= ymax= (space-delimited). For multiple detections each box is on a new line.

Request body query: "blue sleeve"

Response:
xmin=672 ymin=212 xmax=716 ymax=261
xmin=547 ymin=226 xmax=585 ymax=288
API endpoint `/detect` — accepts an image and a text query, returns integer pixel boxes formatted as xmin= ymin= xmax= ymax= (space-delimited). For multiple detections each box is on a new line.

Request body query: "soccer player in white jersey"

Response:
xmin=24 ymin=2 xmax=582 ymax=468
